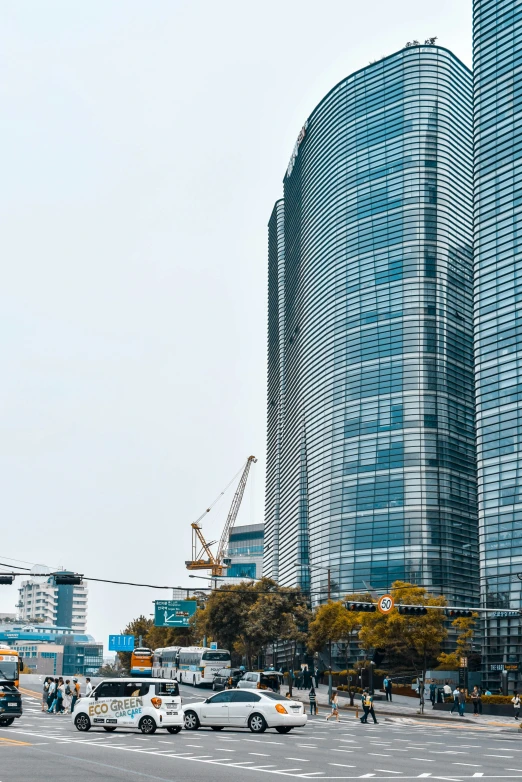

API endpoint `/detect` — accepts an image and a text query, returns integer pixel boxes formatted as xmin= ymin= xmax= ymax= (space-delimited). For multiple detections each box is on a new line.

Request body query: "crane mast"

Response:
xmin=185 ymin=455 xmax=257 ymax=577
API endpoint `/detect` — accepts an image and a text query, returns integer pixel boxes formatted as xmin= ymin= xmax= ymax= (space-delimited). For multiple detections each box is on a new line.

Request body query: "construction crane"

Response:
xmin=185 ymin=455 xmax=257 ymax=577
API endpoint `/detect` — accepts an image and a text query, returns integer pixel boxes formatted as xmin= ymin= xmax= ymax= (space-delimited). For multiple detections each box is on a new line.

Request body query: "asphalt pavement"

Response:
xmin=1 ymin=683 xmax=521 ymax=782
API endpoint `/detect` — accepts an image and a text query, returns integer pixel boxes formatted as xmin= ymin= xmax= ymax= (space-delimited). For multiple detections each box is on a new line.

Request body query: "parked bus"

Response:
xmin=177 ymin=646 xmax=231 ymax=686
xmin=0 ymin=646 xmax=24 ymax=688
xmin=153 ymin=646 xmax=181 ymax=679
xmin=130 ymin=647 xmax=154 ymax=677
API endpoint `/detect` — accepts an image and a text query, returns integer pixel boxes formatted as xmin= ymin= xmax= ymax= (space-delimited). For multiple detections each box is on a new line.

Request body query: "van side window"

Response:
xmin=122 ymin=682 xmax=149 ymax=697
xmin=97 ymin=682 xmax=124 ymax=698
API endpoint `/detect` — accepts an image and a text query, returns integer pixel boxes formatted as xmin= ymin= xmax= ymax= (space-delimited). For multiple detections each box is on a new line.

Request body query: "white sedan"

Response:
xmin=183 ymin=689 xmax=307 ymax=733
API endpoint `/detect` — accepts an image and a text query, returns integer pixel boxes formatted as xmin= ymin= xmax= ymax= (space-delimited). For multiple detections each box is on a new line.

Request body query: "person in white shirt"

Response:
xmin=85 ymin=678 xmax=93 ymax=697
xmin=512 ymin=690 xmax=521 ymax=720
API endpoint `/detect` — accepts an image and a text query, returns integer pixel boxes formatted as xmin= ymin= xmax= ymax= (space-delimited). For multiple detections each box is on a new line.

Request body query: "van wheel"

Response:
xmin=276 ymin=726 xmax=292 ymax=733
xmin=166 ymin=726 xmax=181 ymax=734
xmin=184 ymin=710 xmax=200 ymax=730
xmin=74 ymin=714 xmax=91 ymax=732
xmin=211 ymin=726 xmax=224 ymax=731
xmin=248 ymin=713 xmax=267 ymax=733
xmin=103 ymin=726 xmax=117 ymax=732
xmin=139 ymin=716 xmax=157 ymax=734
xmin=0 ymin=718 xmax=15 ymax=727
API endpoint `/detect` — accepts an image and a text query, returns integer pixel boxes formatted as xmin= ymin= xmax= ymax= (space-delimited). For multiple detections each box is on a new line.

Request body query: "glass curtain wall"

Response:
xmin=265 ymin=45 xmax=478 ymax=605
xmin=474 ymin=0 xmax=522 ymax=692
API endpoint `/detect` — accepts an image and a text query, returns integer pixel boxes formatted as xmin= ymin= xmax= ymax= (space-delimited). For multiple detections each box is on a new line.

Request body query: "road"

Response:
xmin=0 ymin=683 xmax=520 ymax=781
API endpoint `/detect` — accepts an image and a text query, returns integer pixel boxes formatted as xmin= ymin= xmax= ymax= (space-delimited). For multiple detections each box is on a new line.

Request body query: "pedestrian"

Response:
xmin=303 ymin=667 xmax=311 ymax=689
xmin=385 ymin=676 xmax=393 ymax=702
xmin=450 ymin=686 xmax=460 ymax=714
xmin=85 ymin=677 xmax=93 ymax=697
xmin=485 ymin=688 xmax=492 ymax=696
xmin=314 ymin=666 xmax=319 ymax=688
xmin=429 ymin=680 xmax=437 ymax=709
xmin=326 ymin=689 xmax=340 ymax=721
xmin=443 ymin=681 xmax=452 ymax=700
xmin=309 ymin=685 xmax=318 ymax=716
xmin=71 ymin=678 xmax=80 ymax=712
xmin=458 ymin=687 xmax=466 ymax=717
xmin=42 ymin=677 xmax=50 ymax=712
xmin=296 ymin=669 xmax=303 ymax=691
xmin=512 ymin=690 xmax=521 ymax=720
xmin=383 ymin=675 xmax=389 ymax=698
xmin=63 ymin=679 xmax=73 ymax=713
xmin=55 ymin=678 xmax=65 ymax=714
xmin=47 ymin=678 xmax=58 ymax=713
xmin=471 ymin=686 xmax=482 ymax=715
xmin=360 ymin=688 xmax=378 ymax=724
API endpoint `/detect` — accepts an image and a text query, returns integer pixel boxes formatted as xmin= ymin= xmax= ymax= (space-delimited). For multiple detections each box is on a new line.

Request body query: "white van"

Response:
xmin=237 ymin=671 xmax=284 ymax=692
xmin=73 ymin=678 xmax=183 ymax=735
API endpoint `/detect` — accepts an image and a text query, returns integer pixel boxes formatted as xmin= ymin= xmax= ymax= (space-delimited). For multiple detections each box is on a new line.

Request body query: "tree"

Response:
xmin=357 ymin=581 xmax=447 ymax=713
xmin=438 ymin=613 xmax=479 ymax=670
xmin=308 ymin=600 xmax=358 ymax=669
xmin=193 ymin=578 xmax=309 ymax=669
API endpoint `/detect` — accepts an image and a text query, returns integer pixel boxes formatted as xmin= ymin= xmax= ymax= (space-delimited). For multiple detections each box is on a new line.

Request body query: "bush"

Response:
xmin=482 ymin=695 xmax=514 ymax=705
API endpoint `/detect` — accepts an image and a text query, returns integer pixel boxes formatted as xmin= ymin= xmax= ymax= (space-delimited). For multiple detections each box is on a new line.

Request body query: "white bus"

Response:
xmin=153 ymin=646 xmax=181 ymax=679
xmin=177 ymin=646 xmax=231 ymax=686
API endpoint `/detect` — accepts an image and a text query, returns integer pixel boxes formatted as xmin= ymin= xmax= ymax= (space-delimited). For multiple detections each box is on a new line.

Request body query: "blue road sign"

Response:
xmin=154 ymin=600 xmax=197 ymax=627
xmin=210 ymin=641 xmax=218 ymax=650
xmin=108 ymin=634 xmax=135 ymax=651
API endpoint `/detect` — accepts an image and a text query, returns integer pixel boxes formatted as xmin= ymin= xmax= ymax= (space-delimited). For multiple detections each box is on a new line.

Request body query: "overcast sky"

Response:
xmin=0 ymin=0 xmax=472 ymax=650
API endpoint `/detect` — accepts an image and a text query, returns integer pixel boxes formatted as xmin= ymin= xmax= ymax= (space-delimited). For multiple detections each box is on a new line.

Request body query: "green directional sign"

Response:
xmin=154 ymin=600 xmax=197 ymax=627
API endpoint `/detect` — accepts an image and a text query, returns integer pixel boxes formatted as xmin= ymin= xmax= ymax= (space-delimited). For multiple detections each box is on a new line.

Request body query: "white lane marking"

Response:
xmin=360 ymin=775 xmax=375 ymax=778
xmin=418 ymin=774 xmax=432 ymax=778
xmin=368 ymin=754 xmax=391 ymax=757
xmin=286 ymin=758 xmax=309 ymax=762
xmin=486 ymin=755 xmax=513 ymax=758
xmin=329 ymin=763 xmax=356 ymax=768
xmin=250 ymin=753 xmax=271 ymax=756
xmin=375 ymin=771 xmax=401 ymax=774
xmin=332 ymin=748 xmax=354 ymax=753
xmin=453 ymin=764 xmax=482 ymax=767
xmin=244 ymin=739 xmax=284 ymax=745
xmin=214 ymin=748 xmax=235 ymax=752
xmin=412 ymin=759 xmax=435 ymax=763
xmin=472 ymin=775 xmax=484 ymax=778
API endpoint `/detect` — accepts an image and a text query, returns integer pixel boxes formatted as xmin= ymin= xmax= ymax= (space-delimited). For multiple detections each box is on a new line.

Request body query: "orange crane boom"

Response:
xmin=185 ymin=456 xmax=257 ymax=577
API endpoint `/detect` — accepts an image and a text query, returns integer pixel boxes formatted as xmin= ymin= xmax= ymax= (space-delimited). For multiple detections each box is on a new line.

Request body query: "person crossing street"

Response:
xmin=360 ymin=688 xmax=378 ymax=724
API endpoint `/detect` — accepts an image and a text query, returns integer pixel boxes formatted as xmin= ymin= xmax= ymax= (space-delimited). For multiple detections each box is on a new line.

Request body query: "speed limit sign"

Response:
xmin=378 ymin=594 xmax=395 ymax=614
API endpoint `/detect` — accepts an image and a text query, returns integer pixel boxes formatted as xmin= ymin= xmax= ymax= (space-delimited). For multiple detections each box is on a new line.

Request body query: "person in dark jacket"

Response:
xmin=309 ymin=686 xmax=317 ymax=715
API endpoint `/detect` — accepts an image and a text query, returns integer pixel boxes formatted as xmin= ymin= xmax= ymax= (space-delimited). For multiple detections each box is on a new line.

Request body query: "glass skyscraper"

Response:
xmin=474 ymin=0 xmax=522 ymax=690
xmin=265 ymin=45 xmax=478 ymax=605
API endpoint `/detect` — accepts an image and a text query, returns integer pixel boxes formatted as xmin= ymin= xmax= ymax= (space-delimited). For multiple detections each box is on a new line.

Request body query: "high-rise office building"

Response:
xmin=265 ymin=45 xmax=478 ymax=604
xmin=18 ymin=573 xmax=88 ymax=633
xmin=474 ymin=0 xmax=522 ymax=690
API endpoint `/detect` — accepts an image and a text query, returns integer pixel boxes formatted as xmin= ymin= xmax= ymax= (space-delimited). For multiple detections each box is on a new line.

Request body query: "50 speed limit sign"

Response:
xmin=378 ymin=594 xmax=395 ymax=615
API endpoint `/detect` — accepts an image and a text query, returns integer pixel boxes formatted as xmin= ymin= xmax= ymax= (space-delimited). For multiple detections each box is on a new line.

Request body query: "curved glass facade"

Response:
xmin=474 ymin=0 xmax=522 ymax=689
xmin=265 ymin=45 xmax=478 ymax=604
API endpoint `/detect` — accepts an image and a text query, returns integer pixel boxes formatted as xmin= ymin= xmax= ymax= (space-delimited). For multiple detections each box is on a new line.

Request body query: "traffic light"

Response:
xmin=372 ymin=648 xmax=386 ymax=665
xmin=54 ymin=573 xmax=83 ymax=585
xmin=399 ymin=605 xmax=428 ymax=615
xmin=0 ymin=575 xmax=14 ymax=585
xmin=346 ymin=602 xmax=376 ymax=612
xmin=445 ymin=609 xmax=473 ymax=618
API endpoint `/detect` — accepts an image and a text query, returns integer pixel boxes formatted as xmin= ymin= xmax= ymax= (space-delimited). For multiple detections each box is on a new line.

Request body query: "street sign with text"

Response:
xmin=108 ymin=634 xmax=135 ymax=651
xmin=154 ymin=600 xmax=197 ymax=627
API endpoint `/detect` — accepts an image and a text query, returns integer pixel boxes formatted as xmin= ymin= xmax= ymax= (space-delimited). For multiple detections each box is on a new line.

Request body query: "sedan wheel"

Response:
xmin=248 ymin=713 xmax=267 ymax=733
xmin=139 ymin=716 xmax=157 ymax=734
xmin=74 ymin=714 xmax=91 ymax=732
xmin=103 ymin=726 xmax=117 ymax=732
xmin=211 ymin=726 xmax=224 ymax=731
xmin=184 ymin=710 xmax=200 ymax=730
xmin=166 ymin=726 xmax=181 ymax=734
xmin=0 ymin=718 xmax=15 ymax=727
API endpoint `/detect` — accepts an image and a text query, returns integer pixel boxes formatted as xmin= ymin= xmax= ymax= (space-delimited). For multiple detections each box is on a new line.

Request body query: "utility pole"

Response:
xmin=327 ymin=568 xmax=331 ymax=601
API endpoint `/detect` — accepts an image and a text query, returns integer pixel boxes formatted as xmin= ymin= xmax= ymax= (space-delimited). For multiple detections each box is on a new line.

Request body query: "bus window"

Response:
xmin=201 ymin=652 xmax=230 ymax=661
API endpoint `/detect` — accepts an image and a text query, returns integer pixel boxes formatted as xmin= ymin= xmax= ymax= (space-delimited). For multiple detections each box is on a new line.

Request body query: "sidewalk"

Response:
xmin=282 ymin=684 xmax=521 ymax=730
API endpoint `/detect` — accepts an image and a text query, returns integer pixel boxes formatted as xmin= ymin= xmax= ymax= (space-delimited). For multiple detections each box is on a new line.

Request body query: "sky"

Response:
xmin=0 ymin=0 xmax=472 ymax=650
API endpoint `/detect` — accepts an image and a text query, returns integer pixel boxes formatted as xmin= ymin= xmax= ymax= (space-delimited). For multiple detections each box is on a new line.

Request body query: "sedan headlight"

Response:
xmin=275 ymin=703 xmax=288 ymax=714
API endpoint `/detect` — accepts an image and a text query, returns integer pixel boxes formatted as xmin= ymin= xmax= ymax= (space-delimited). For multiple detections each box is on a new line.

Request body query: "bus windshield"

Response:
xmin=0 ymin=661 xmax=18 ymax=681
xmin=202 ymin=652 xmax=230 ymax=661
